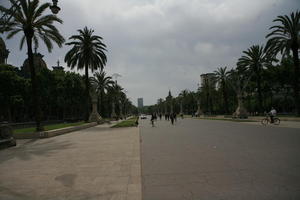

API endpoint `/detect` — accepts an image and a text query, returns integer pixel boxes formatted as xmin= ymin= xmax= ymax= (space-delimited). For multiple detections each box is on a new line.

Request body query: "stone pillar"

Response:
xmin=89 ymin=96 xmax=102 ymax=123
xmin=111 ymin=101 xmax=117 ymax=119
xmin=179 ymin=101 xmax=183 ymax=115
xmin=119 ymin=101 xmax=124 ymax=119
xmin=233 ymin=94 xmax=248 ymax=118
xmin=197 ymin=100 xmax=203 ymax=116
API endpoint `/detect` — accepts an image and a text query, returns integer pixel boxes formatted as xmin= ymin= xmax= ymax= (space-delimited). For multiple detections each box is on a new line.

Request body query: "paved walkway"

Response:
xmin=243 ymin=120 xmax=300 ymax=129
xmin=140 ymin=118 xmax=300 ymax=200
xmin=0 ymin=124 xmax=142 ymax=200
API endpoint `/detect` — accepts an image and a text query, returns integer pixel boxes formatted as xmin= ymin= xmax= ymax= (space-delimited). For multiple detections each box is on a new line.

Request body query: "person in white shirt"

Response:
xmin=269 ymin=107 xmax=277 ymax=123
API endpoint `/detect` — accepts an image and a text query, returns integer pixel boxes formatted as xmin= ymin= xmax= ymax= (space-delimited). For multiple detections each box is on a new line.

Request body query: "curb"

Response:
xmin=13 ymin=122 xmax=98 ymax=139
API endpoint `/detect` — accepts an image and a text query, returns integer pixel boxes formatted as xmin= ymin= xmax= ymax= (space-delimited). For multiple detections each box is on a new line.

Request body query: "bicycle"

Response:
xmin=261 ymin=115 xmax=280 ymax=125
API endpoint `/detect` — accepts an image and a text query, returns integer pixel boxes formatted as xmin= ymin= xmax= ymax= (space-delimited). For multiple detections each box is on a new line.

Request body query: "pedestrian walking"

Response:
xmin=150 ymin=113 xmax=155 ymax=127
xmin=170 ymin=114 xmax=174 ymax=125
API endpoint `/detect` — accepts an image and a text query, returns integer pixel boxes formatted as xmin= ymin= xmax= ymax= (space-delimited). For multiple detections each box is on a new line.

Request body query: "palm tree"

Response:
xmin=157 ymin=98 xmax=164 ymax=113
xmin=90 ymin=71 xmax=113 ymax=115
xmin=214 ymin=67 xmax=230 ymax=114
xmin=64 ymin=27 xmax=107 ymax=121
xmin=108 ymin=82 xmax=123 ymax=119
xmin=119 ymin=91 xmax=127 ymax=118
xmin=237 ymin=45 xmax=274 ymax=113
xmin=266 ymin=11 xmax=300 ymax=115
xmin=178 ymin=89 xmax=189 ymax=114
xmin=0 ymin=0 xmax=65 ymax=131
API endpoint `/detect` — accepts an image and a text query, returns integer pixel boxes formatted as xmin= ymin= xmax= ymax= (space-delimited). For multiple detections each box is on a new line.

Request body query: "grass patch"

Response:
xmin=13 ymin=121 xmax=86 ymax=134
xmin=112 ymin=117 xmax=138 ymax=128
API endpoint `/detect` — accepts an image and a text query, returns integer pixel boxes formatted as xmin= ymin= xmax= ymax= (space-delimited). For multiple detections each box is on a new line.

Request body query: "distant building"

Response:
xmin=52 ymin=60 xmax=64 ymax=71
xmin=137 ymin=98 xmax=143 ymax=108
xmin=21 ymin=52 xmax=47 ymax=78
xmin=200 ymin=73 xmax=216 ymax=89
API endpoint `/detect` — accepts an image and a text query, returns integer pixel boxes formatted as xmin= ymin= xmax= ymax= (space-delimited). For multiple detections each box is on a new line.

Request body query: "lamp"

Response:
xmin=50 ymin=0 xmax=61 ymax=14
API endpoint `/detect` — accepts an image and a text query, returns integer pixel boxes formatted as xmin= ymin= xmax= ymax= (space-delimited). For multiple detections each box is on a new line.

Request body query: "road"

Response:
xmin=140 ymin=118 xmax=300 ymax=200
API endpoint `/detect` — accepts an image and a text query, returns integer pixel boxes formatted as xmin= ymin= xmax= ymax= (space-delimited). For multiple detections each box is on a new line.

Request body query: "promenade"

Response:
xmin=0 ymin=124 xmax=141 ymax=200
xmin=1 ymin=118 xmax=300 ymax=200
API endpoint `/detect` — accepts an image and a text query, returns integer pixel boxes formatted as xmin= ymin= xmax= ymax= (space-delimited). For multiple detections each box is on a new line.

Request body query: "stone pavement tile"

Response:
xmin=206 ymin=170 xmax=247 ymax=186
xmin=189 ymin=174 xmax=300 ymax=200
xmin=173 ymin=173 xmax=208 ymax=185
xmin=143 ymin=173 xmax=207 ymax=188
xmin=127 ymin=184 xmax=142 ymax=200
xmin=109 ymin=193 xmax=127 ymax=200
xmin=104 ymin=184 xmax=128 ymax=194
xmin=143 ymin=185 xmax=185 ymax=200
xmin=143 ymin=174 xmax=177 ymax=187
xmin=0 ymin=126 xmax=142 ymax=200
xmin=129 ymin=175 xmax=141 ymax=185
xmin=128 ymin=183 xmax=142 ymax=194
xmin=126 ymin=194 xmax=142 ymax=200
xmin=252 ymin=170 xmax=300 ymax=191
xmin=244 ymin=121 xmax=300 ymax=129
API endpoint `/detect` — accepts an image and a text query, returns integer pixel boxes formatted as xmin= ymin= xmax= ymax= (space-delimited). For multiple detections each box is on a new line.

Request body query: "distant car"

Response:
xmin=140 ymin=115 xmax=147 ymax=119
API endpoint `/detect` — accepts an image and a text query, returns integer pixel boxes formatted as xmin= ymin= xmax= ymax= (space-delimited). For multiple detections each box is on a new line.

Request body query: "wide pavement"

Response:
xmin=140 ymin=118 xmax=300 ymax=200
xmin=0 ymin=124 xmax=142 ymax=200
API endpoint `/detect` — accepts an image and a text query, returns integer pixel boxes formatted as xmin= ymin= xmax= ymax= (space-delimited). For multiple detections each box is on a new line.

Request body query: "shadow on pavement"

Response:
xmin=0 ymin=139 xmax=74 ymax=164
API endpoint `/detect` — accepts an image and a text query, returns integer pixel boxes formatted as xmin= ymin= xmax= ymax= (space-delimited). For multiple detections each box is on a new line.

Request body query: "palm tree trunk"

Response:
xmin=85 ymin=64 xmax=90 ymax=122
xmin=257 ymin=73 xmax=263 ymax=114
xmin=206 ymin=90 xmax=209 ymax=114
xmin=7 ymin=106 xmax=12 ymax=122
xmin=222 ymin=81 xmax=229 ymax=114
xmin=292 ymin=46 xmax=300 ymax=116
xmin=26 ymin=35 xmax=43 ymax=131
xmin=97 ymin=95 xmax=100 ymax=114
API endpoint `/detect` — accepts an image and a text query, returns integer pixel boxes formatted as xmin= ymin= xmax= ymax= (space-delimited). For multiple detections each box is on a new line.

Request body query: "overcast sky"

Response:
xmin=2 ymin=0 xmax=299 ymax=105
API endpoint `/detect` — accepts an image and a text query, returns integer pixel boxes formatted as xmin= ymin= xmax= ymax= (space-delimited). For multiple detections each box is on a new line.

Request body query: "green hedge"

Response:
xmin=112 ymin=117 xmax=138 ymax=128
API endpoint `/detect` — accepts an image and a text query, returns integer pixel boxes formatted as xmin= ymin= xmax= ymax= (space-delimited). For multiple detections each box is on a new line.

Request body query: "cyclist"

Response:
xmin=269 ymin=107 xmax=277 ymax=123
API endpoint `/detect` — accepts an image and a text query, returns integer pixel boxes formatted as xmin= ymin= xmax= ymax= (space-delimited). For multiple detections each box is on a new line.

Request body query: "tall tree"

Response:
xmin=0 ymin=0 xmax=65 ymax=131
xmin=108 ymin=82 xmax=123 ymax=118
xmin=179 ymin=89 xmax=189 ymax=113
xmin=214 ymin=67 xmax=230 ymax=114
xmin=266 ymin=11 xmax=300 ymax=115
xmin=156 ymin=98 xmax=164 ymax=113
xmin=237 ymin=45 xmax=273 ymax=113
xmin=90 ymin=71 xmax=113 ymax=115
xmin=64 ymin=27 xmax=107 ymax=121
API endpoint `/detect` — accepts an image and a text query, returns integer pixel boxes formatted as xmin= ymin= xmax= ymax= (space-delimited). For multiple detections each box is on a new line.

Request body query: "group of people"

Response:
xmin=150 ymin=113 xmax=179 ymax=126
xmin=148 ymin=107 xmax=278 ymax=127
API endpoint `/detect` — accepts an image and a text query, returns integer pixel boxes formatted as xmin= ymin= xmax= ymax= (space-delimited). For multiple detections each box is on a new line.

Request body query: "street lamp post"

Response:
xmin=50 ymin=0 xmax=61 ymax=14
xmin=1 ymin=0 xmax=60 ymax=21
